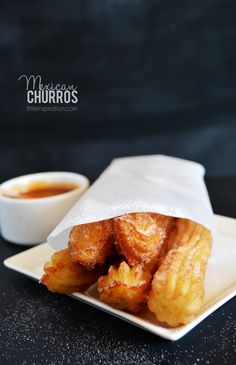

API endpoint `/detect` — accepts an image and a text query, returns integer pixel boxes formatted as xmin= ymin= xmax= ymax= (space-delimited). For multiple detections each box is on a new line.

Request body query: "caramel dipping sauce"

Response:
xmin=2 ymin=181 xmax=79 ymax=199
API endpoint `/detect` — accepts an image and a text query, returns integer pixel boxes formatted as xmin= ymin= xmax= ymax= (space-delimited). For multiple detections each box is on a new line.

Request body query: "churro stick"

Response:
xmin=114 ymin=213 xmax=174 ymax=270
xmin=148 ymin=219 xmax=212 ymax=327
xmin=98 ymin=261 xmax=152 ymax=313
xmin=68 ymin=219 xmax=114 ymax=269
xmin=41 ymin=249 xmax=100 ymax=294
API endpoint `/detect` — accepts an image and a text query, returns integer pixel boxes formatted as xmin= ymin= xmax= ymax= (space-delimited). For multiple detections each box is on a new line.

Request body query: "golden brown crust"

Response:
xmin=98 ymin=261 xmax=152 ymax=313
xmin=114 ymin=213 xmax=174 ymax=269
xmin=41 ymin=249 xmax=100 ymax=294
xmin=68 ymin=219 xmax=114 ymax=269
xmin=147 ymin=218 xmax=212 ymax=327
xmin=42 ymin=214 xmax=212 ymax=326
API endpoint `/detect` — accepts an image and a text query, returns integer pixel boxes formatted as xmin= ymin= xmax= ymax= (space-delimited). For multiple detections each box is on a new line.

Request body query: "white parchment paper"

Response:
xmin=48 ymin=155 xmax=216 ymax=250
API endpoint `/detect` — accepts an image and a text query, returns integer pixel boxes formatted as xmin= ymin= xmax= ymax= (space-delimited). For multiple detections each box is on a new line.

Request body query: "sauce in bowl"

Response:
xmin=2 ymin=181 xmax=79 ymax=199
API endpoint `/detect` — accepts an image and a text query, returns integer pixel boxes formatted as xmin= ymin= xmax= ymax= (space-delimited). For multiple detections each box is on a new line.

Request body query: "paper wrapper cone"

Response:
xmin=48 ymin=155 xmax=216 ymax=251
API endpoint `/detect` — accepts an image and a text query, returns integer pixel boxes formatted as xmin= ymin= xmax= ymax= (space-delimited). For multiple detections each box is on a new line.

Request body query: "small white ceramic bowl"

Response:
xmin=0 ymin=172 xmax=89 ymax=245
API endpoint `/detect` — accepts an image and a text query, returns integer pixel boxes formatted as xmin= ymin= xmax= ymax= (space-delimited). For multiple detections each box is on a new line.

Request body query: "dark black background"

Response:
xmin=1 ymin=0 xmax=236 ymax=180
xmin=0 ymin=0 xmax=236 ymax=364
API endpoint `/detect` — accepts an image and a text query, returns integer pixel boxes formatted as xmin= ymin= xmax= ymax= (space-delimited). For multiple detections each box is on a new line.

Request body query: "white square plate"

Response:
xmin=4 ymin=214 xmax=236 ymax=341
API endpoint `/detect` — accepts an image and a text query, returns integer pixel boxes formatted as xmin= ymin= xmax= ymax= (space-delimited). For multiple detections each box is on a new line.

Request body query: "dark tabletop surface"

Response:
xmin=0 ymin=175 xmax=235 ymax=365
